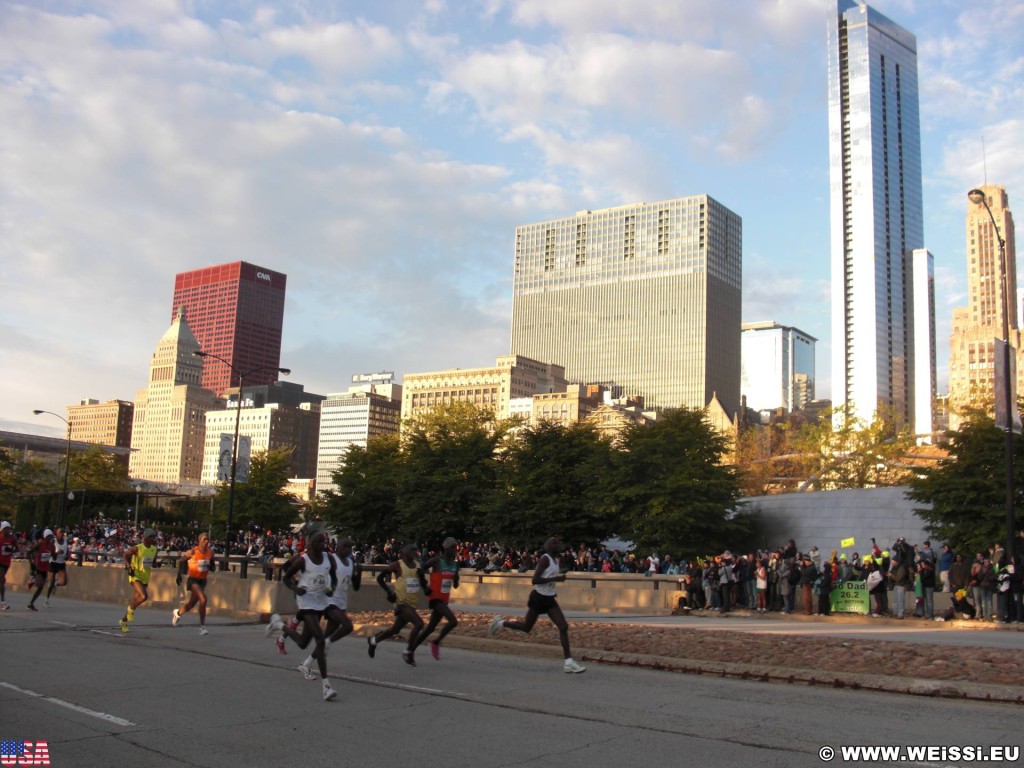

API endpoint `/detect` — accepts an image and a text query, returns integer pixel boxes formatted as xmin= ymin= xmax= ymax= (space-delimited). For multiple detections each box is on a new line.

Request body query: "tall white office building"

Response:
xmin=741 ymin=322 xmax=816 ymax=414
xmin=510 ymin=195 xmax=742 ymax=415
xmin=314 ymin=375 xmax=402 ymax=496
xmin=827 ymin=0 xmax=933 ymax=432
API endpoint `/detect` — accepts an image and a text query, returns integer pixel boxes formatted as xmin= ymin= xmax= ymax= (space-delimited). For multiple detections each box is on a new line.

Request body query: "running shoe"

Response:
xmin=367 ymin=637 xmax=376 ymax=659
xmin=172 ymin=609 xmax=181 ymax=627
xmin=44 ymin=598 xmax=49 ymax=608
xmin=430 ymin=641 xmax=440 ymax=661
xmin=287 ymin=617 xmax=299 ymax=632
xmin=298 ymin=662 xmax=316 ymax=681
xmin=322 ymin=683 xmax=337 ymax=702
xmin=488 ymin=615 xmax=503 ymax=637
xmin=27 ymin=603 xmax=37 ymax=612
xmin=0 ymin=602 xmax=9 ymax=610
xmin=127 ymin=608 xmax=135 ymax=622
xmin=563 ymin=659 xmax=586 ymax=674
xmin=275 ymin=637 xmax=287 ymax=655
xmin=198 ymin=626 xmax=209 ymax=636
xmin=119 ymin=619 xmax=129 ymax=634
xmin=402 ymin=650 xmax=416 ymax=667
xmin=265 ymin=613 xmax=283 ymax=637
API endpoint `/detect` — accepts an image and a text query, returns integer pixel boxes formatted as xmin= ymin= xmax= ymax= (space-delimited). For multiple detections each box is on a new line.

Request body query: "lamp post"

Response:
xmin=134 ymin=484 xmax=143 ymax=531
xmin=32 ymin=409 xmax=72 ymax=527
xmin=968 ymin=188 xmax=1016 ymax=559
xmin=193 ymin=350 xmax=290 ymax=567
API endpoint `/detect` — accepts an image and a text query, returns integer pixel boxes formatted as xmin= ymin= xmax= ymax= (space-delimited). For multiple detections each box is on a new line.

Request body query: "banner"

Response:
xmin=840 ymin=537 xmax=856 ymax=548
xmin=217 ymin=434 xmax=233 ymax=482
xmin=829 ymin=580 xmax=869 ymax=614
xmin=235 ymin=435 xmax=252 ymax=484
xmin=993 ymin=339 xmax=1022 ymax=433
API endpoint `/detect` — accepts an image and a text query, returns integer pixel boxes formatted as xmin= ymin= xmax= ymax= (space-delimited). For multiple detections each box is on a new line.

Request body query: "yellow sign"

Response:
xmin=841 ymin=537 xmax=856 ymax=548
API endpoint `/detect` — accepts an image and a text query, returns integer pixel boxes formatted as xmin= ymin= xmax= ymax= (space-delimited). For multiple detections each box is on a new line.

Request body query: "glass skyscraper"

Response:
xmin=828 ymin=0 xmax=931 ymax=431
xmin=510 ymin=195 xmax=742 ymax=414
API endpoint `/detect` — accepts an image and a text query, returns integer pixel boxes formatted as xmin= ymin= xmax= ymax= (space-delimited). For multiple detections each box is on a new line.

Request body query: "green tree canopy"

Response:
xmin=613 ymin=407 xmax=745 ymax=556
xmin=69 ymin=445 xmax=130 ymax=491
xmin=213 ymin=446 xmax=299 ymax=536
xmin=908 ymin=411 xmax=1024 ymax=556
xmin=486 ymin=420 xmax=620 ymax=547
xmin=321 ymin=433 xmax=402 ymax=543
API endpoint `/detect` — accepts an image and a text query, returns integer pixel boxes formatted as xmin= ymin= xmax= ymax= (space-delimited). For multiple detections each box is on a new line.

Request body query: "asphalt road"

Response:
xmin=1 ymin=598 xmax=1021 ymax=768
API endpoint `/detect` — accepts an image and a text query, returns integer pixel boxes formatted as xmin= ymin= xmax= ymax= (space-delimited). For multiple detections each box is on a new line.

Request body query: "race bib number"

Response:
xmin=339 ymin=574 xmax=351 ymax=590
xmin=142 ymin=557 xmax=154 ymax=568
xmin=405 ymin=577 xmax=420 ymax=593
xmin=309 ymin=574 xmax=327 ymax=591
xmin=1 ymin=545 xmax=11 ymax=556
xmin=197 ymin=559 xmax=210 ymax=572
xmin=440 ymin=578 xmax=453 ymax=594
xmin=41 ymin=553 xmax=51 ymax=562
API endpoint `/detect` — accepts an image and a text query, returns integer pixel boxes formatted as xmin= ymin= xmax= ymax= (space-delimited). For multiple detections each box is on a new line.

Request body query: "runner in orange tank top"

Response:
xmin=172 ymin=533 xmax=214 ymax=635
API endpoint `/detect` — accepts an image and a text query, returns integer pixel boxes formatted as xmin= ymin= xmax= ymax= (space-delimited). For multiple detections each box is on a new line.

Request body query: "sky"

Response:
xmin=2 ymin=0 xmax=1023 ymax=437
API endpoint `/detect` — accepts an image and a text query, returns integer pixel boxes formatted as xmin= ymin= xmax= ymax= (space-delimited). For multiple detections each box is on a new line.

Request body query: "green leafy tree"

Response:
xmin=486 ymin=420 xmax=620 ymax=547
xmin=321 ymin=433 xmax=402 ymax=543
xmin=69 ymin=445 xmax=130 ymax=491
xmin=613 ymin=407 xmax=745 ymax=556
xmin=908 ymin=410 xmax=1024 ymax=556
xmin=398 ymin=402 xmax=513 ymax=542
xmin=212 ymin=447 xmax=298 ymax=536
xmin=0 ymin=448 xmax=51 ymax=515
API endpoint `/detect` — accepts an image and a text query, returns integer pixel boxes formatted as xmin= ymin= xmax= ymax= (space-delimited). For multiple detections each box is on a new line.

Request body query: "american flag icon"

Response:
xmin=0 ymin=740 xmax=24 ymax=757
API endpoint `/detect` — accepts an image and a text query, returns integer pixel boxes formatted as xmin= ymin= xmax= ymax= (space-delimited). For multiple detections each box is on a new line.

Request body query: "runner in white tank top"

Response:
xmin=487 ymin=536 xmax=585 ymax=673
xmin=299 ymin=538 xmax=362 ymax=680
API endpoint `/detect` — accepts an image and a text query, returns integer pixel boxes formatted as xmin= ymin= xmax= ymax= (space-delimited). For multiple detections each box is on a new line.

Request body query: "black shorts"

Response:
xmin=295 ymin=609 xmax=324 ymax=622
xmin=50 ymin=563 xmax=67 ymax=573
xmin=428 ymin=598 xmax=451 ymax=610
xmin=186 ymin=578 xmax=207 ymax=592
xmin=527 ymin=590 xmax=559 ymax=615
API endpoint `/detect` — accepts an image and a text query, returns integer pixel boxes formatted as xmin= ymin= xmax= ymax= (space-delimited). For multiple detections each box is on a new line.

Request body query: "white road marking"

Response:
xmin=0 ymin=681 xmax=136 ymax=727
xmin=49 ymin=620 xmax=76 ymax=627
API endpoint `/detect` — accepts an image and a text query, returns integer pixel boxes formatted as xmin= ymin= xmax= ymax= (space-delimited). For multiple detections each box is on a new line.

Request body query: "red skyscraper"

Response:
xmin=171 ymin=261 xmax=287 ymax=397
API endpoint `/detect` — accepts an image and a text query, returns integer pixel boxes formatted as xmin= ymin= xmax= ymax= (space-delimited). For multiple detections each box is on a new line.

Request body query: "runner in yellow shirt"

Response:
xmin=120 ymin=529 xmax=160 ymax=633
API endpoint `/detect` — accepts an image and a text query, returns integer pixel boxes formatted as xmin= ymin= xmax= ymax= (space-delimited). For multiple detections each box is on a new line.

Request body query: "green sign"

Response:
xmin=830 ymin=580 xmax=869 ymax=614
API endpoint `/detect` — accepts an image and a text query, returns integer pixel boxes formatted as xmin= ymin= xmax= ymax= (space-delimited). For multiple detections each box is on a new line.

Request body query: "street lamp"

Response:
xmin=968 ymin=188 xmax=1016 ymax=559
xmin=32 ymin=409 xmax=72 ymax=527
xmin=134 ymin=484 xmax=143 ymax=530
xmin=193 ymin=350 xmax=290 ymax=567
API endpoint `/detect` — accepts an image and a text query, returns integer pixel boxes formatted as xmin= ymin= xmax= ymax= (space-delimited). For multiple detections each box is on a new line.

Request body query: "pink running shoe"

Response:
xmin=275 ymin=637 xmax=287 ymax=655
xmin=430 ymin=641 xmax=440 ymax=661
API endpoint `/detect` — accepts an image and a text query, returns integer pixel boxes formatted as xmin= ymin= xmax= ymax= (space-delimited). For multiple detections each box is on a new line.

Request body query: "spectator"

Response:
xmin=948 ymin=553 xmax=970 ymax=595
xmin=939 ymin=544 xmax=955 ymax=592
xmin=798 ymin=555 xmax=818 ymax=616
xmin=889 ymin=554 xmax=912 ymax=619
xmin=917 ymin=555 xmax=936 ymax=620
xmin=778 ymin=557 xmax=795 ymax=614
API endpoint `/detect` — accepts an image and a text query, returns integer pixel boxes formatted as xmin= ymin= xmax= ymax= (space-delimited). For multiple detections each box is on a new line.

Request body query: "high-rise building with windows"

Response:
xmin=510 ymin=195 xmax=742 ymax=415
xmin=949 ymin=185 xmax=1020 ymax=428
xmin=315 ymin=374 xmax=402 ymax=495
xmin=130 ymin=308 xmax=220 ymax=484
xmin=827 ymin=0 xmax=933 ymax=433
xmin=66 ymin=398 xmax=134 ymax=449
xmin=171 ymin=261 xmax=286 ymax=398
xmin=741 ymin=322 xmax=816 ymax=413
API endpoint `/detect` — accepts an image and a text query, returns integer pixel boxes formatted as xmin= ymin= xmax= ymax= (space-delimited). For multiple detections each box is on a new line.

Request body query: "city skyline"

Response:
xmin=3 ymin=1 xmax=1022 ymax=435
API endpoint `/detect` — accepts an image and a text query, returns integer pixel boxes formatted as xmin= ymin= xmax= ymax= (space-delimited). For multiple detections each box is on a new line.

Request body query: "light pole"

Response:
xmin=968 ymin=188 xmax=1016 ymax=559
xmin=134 ymin=484 xmax=143 ymax=530
xmin=193 ymin=350 xmax=290 ymax=567
xmin=32 ymin=409 xmax=72 ymax=527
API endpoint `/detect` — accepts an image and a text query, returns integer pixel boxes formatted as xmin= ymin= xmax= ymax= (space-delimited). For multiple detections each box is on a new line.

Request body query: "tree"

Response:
xmin=212 ymin=447 xmax=298 ymax=536
xmin=613 ymin=407 xmax=746 ymax=556
xmin=398 ymin=402 xmax=514 ymax=543
xmin=69 ymin=445 xmax=130 ymax=491
xmin=486 ymin=420 xmax=620 ymax=547
xmin=908 ymin=411 xmax=1024 ymax=556
xmin=0 ymin=447 xmax=51 ymax=516
xmin=321 ymin=433 xmax=402 ymax=543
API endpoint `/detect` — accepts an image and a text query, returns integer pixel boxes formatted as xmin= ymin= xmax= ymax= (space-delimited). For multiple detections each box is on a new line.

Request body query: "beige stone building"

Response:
xmin=401 ymin=355 xmax=568 ymax=423
xmin=67 ymin=398 xmax=134 ymax=449
xmin=130 ymin=308 xmax=221 ymax=484
xmin=949 ymin=185 xmax=1020 ymax=428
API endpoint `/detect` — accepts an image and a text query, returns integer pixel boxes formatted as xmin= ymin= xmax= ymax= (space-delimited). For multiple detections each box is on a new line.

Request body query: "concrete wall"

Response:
xmin=3 ymin=560 xmax=685 ymax=617
xmin=743 ymin=486 xmax=934 ymax=555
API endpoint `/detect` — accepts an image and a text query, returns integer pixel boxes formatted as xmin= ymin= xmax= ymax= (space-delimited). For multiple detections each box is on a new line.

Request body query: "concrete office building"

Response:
xmin=130 ymin=308 xmax=220 ymax=484
xmin=171 ymin=261 xmax=287 ymax=397
xmin=510 ymin=195 xmax=741 ymax=415
xmin=200 ymin=382 xmax=324 ymax=485
xmin=827 ymin=1 xmax=933 ymax=431
xmin=315 ymin=374 xmax=402 ymax=495
xmin=949 ymin=185 xmax=1021 ymax=428
xmin=401 ymin=355 xmax=569 ymax=422
xmin=66 ymin=398 xmax=134 ymax=449
xmin=741 ymin=322 xmax=817 ymax=414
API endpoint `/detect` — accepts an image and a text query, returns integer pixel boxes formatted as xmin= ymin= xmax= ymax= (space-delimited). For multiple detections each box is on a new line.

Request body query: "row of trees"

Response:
xmin=320 ymin=402 xmax=751 ymax=556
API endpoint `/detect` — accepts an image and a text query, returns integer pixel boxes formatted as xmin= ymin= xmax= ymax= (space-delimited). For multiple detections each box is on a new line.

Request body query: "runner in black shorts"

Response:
xmin=488 ymin=536 xmax=585 ymax=673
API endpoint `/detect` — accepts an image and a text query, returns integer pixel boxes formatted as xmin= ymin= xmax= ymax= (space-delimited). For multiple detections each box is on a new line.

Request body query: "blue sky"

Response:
xmin=2 ymin=0 xmax=1023 ymax=435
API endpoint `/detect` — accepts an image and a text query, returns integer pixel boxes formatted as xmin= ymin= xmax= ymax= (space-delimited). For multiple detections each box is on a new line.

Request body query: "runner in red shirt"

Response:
xmin=410 ymin=537 xmax=460 ymax=661
xmin=27 ymin=529 xmax=56 ymax=611
xmin=0 ymin=521 xmax=16 ymax=610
